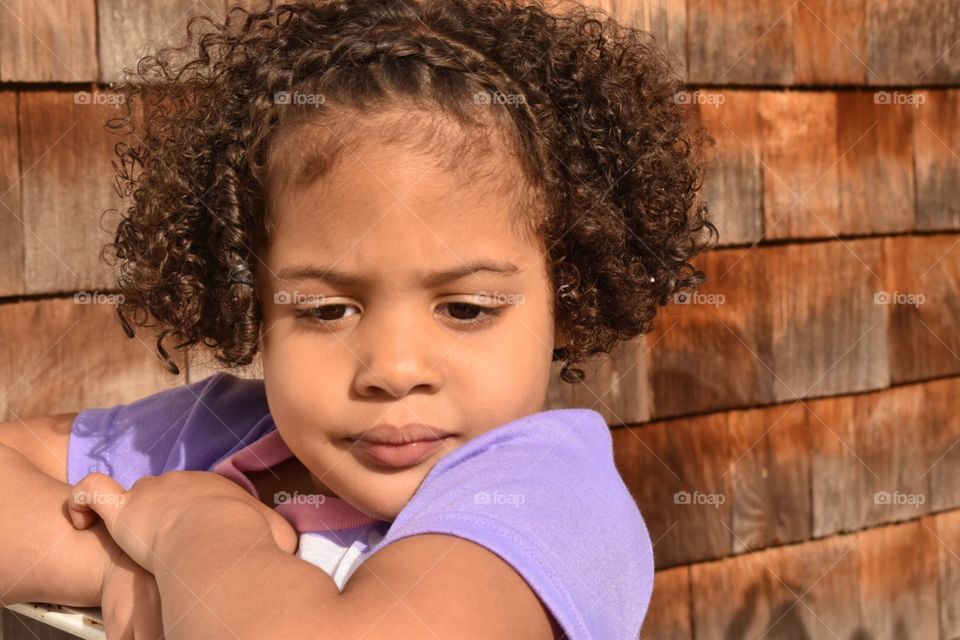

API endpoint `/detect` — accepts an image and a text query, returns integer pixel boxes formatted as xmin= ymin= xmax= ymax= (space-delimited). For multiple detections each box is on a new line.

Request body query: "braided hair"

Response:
xmin=103 ymin=0 xmax=717 ymax=384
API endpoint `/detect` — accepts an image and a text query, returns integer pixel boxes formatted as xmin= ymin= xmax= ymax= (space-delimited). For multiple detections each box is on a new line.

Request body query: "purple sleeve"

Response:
xmin=68 ymin=372 xmax=276 ymax=489
xmin=365 ymin=408 xmax=655 ymax=640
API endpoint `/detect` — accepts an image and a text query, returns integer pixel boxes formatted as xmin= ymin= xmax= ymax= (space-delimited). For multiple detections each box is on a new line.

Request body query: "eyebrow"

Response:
xmin=275 ymin=259 xmax=523 ymax=288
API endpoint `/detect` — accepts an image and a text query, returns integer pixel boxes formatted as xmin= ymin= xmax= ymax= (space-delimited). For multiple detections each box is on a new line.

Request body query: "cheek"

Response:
xmin=509 ymin=294 xmax=555 ymax=354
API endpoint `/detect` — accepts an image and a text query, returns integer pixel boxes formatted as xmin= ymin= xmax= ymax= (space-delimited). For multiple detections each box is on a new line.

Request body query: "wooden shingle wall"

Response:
xmin=545 ymin=2 xmax=960 ymax=638
xmin=0 ymin=1 xmax=957 ymax=638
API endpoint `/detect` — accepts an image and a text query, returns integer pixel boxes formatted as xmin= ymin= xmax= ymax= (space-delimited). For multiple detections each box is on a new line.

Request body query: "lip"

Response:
xmin=351 ymin=423 xmax=454 ymax=445
xmin=349 ymin=423 xmax=455 ymax=468
xmin=353 ymin=437 xmax=453 ymax=467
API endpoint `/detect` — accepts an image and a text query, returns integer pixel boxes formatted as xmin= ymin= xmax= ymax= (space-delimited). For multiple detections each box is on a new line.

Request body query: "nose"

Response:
xmin=352 ymin=304 xmax=443 ymax=399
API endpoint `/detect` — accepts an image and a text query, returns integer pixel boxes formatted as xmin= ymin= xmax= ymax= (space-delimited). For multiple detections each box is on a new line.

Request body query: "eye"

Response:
xmin=438 ymin=302 xmax=504 ymax=329
xmin=295 ymin=304 xmax=359 ymax=325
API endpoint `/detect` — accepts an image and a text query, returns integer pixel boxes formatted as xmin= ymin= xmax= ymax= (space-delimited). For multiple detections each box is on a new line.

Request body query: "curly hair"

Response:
xmin=102 ymin=0 xmax=718 ymax=384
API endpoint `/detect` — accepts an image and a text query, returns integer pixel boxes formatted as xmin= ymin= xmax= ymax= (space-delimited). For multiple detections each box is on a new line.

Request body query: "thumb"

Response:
xmin=266 ymin=511 xmax=299 ymax=554
xmin=68 ymin=472 xmax=126 ymax=532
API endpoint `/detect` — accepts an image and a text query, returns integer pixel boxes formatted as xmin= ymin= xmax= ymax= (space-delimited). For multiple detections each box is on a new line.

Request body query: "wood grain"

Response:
xmin=613 ymin=412 xmax=732 ymax=567
xmin=0 ymin=298 xmax=183 ymax=422
xmin=768 ymin=239 xmax=888 ymax=402
xmin=808 ymin=388 xmax=863 ymax=537
xmin=935 ymin=508 xmax=960 ymax=639
xmin=759 ymin=91 xmax=840 ymax=240
xmin=0 ymin=0 xmax=97 ymax=82
xmin=18 ymin=90 xmax=130 ymax=294
xmin=884 ymin=234 xmax=960 ymax=383
xmin=97 ymin=0 xmax=231 ymax=83
xmin=794 ymin=0 xmax=869 ymax=85
xmin=836 ymin=90 xmax=915 ymax=235
xmin=923 ymin=377 xmax=960 ymax=513
xmin=687 ymin=0 xmax=796 ymax=85
xmin=0 ymin=90 xmax=23 ymax=296
xmin=856 ymin=517 xmax=939 ymax=638
xmin=776 ymin=534 xmax=861 ymax=639
xmin=727 ymin=402 xmax=811 ymax=553
xmin=914 ymin=89 xmax=960 ymax=231
xmin=589 ymin=0 xmax=687 ymax=79
xmin=810 ymin=381 xmax=932 ymax=538
xmin=650 ymin=239 xmax=887 ymax=417
xmin=854 ymin=384 xmax=930 ymax=529
xmin=867 ymin=0 xmax=960 ymax=85
xmin=648 ymin=246 xmax=776 ymax=418
xmin=640 ymin=565 xmax=691 ymax=639
xmin=685 ymin=514 xmax=956 ymax=638
xmin=697 ymin=90 xmax=764 ymax=247
xmin=689 ymin=546 xmax=785 ymax=639
xmin=545 ymin=337 xmax=651 ymax=426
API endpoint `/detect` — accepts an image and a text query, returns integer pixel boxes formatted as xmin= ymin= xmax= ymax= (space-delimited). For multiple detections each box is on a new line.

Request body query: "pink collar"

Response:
xmin=212 ymin=430 xmax=381 ymax=533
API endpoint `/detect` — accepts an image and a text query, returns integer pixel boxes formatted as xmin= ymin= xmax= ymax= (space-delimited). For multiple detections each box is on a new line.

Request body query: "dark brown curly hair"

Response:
xmin=102 ymin=0 xmax=718 ymax=385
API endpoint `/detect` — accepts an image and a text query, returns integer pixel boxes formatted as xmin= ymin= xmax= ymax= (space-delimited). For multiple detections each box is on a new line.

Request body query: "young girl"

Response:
xmin=2 ymin=0 xmax=717 ymax=637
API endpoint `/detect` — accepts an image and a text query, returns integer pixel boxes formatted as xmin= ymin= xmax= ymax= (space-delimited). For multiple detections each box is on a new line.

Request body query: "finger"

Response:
xmin=256 ymin=506 xmax=298 ymax=554
xmin=68 ymin=472 xmax=126 ymax=533
xmin=270 ymin=515 xmax=300 ymax=555
xmin=66 ymin=500 xmax=100 ymax=530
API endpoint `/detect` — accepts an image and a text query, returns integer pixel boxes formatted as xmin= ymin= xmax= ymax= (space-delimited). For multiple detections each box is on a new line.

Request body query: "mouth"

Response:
xmin=348 ymin=435 xmax=456 ymax=468
xmin=349 ymin=422 xmax=455 ymax=445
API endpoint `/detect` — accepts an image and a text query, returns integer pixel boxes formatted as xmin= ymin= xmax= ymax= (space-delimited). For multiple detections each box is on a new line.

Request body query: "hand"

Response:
xmin=99 ymin=541 xmax=165 ymax=640
xmin=67 ymin=471 xmax=298 ymax=575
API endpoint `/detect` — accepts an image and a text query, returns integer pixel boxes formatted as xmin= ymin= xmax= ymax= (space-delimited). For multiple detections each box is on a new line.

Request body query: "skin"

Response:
xmin=254 ymin=115 xmax=569 ymax=521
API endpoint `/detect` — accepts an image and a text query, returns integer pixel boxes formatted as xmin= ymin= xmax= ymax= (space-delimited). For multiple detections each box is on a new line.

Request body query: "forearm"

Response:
xmin=155 ymin=525 xmax=342 ymax=639
xmin=0 ymin=444 xmax=115 ymax=606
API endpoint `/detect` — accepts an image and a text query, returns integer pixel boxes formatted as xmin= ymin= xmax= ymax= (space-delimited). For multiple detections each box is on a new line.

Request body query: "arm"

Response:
xmin=0 ymin=439 xmax=118 ymax=606
xmin=1 ymin=414 xmax=165 ymax=639
xmin=154 ymin=514 xmax=559 ymax=639
xmin=67 ymin=469 xmax=560 ymax=639
xmin=0 ymin=412 xmax=76 ymax=481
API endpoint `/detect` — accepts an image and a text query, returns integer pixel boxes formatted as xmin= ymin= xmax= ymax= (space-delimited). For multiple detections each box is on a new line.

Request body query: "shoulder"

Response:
xmin=356 ymin=409 xmax=655 ymax=638
xmin=69 ymin=373 xmax=275 ymax=487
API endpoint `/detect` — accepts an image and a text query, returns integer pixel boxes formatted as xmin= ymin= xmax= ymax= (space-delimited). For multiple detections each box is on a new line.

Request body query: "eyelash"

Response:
xmin=294 ymin=302 xmax=505 ymax=330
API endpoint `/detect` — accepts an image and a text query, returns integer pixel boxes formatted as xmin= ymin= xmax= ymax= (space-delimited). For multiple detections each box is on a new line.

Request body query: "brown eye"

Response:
xmin=446 ymin=302 xmax=483 ymax=320
xmin=295 ymin=304 xmax=358 ymax=324
xmin=438 ymin=303 xmax=504 ymax=329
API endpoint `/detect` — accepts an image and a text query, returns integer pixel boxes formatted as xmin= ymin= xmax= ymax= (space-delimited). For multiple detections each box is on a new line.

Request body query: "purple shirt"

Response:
xmin=69 ymin=372 xmax=655 ymax=638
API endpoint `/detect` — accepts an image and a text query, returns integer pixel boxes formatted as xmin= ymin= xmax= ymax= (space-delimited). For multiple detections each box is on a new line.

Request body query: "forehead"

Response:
xmin=265 ymin=122 xmax=544 ymax=276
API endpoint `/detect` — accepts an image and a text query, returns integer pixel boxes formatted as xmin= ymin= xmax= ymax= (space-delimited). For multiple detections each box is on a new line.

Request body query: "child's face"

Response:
xmin=255 ymin=126 xmax=565 ymax=521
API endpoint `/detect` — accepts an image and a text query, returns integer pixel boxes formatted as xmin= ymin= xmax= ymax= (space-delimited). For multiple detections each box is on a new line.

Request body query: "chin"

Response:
xmin=325 ymin=472 xmax=411 ymax=522
xmin=353 ymin=494 xmax=407 ymax=522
